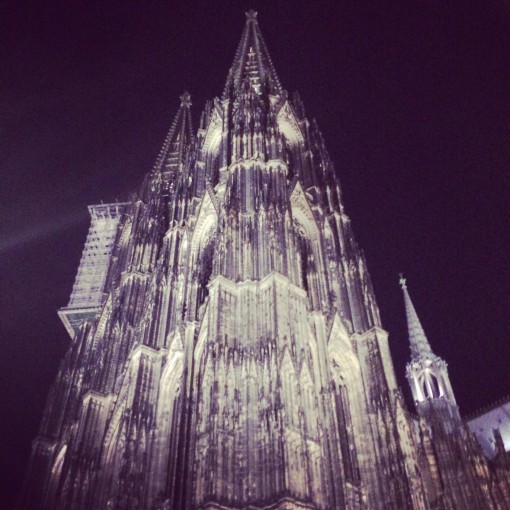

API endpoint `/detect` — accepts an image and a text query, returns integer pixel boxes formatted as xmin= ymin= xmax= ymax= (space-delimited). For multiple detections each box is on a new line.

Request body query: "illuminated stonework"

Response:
xmin=22 ymin=11 xmax=510 ymax=510
xmin=59 ymin=203 xmax=128 ymax=337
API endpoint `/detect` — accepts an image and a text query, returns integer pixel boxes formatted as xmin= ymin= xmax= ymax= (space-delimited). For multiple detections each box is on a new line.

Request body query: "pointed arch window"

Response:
xmin=196 ymin=236 xmax=215 ymax=312
xmin=151 ymin=349 xmax=184 ymax=501
xmin=420 ymin=370 xmax=442 ymax=399
xmin=285 ymin=143 xmax=296 ymax=180
xmin=206 ymin=149 xmax=221 ymax=188
xmin=333 ymin=381 xmax=359 ymax=484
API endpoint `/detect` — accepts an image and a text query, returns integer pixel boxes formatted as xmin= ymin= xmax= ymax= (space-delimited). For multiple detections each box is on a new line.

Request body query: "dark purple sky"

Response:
xmin=1 ymin=1 xmax=509 ymax=507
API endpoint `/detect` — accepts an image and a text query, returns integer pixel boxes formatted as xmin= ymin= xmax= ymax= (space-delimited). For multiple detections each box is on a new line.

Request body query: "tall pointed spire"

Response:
xmin=402 ymin=275 xmax=460 ymax=410
xmin=22 ymin=13 xmax=510 ymax=510
xmin=399 ymin=275 xmax=434 ymax=359
xmin=222 ymin=10 xmax=284 ymax=98
xmin=153 ymin=91 xmax=194 ymax=175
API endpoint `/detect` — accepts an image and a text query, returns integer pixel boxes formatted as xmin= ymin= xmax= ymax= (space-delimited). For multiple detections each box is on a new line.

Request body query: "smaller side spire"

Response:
xmin=153 ymin=91 xmax=194 ymax=176
xmin=401 ymin=275 xmax=459 ymax=412
xmin=399 ymin=274 xmax=433 ymax=360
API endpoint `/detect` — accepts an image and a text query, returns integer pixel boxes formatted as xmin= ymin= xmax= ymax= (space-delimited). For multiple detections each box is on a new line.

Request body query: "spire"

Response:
xmin=153 ymin=91 xmax=194 ymax=175
xmin=222 ymin=10 xmax=284 ymax=99
xmin=399 ymin=275 xmax=434 ymax=359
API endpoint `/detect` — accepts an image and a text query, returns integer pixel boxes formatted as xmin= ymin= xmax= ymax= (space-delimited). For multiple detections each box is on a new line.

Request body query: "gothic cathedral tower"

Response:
xmin=21 ymin=11 xmax=509 ymax=510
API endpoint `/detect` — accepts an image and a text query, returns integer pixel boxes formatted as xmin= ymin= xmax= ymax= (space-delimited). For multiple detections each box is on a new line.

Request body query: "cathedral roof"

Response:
xmin=222 ymin=10 xmax=284 ymax=99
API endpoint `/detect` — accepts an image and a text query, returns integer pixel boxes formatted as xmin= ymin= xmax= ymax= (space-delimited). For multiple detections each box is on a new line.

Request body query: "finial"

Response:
xmin=246 ymin=9 xmax=258 ymax=21
xmin=180 ymin=91 xmax=191 ymax=107
xmin=399 ymin=273 xmax=407 ymax=290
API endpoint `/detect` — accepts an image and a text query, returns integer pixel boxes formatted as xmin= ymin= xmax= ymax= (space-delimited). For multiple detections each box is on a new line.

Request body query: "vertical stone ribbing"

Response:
xmin=21 ymin=11 xmax=509 ymax=510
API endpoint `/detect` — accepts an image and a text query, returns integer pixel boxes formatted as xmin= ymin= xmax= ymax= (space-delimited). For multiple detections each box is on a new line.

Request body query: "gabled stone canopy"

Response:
xmin=21 ymin=12 xmax=510 ymax=510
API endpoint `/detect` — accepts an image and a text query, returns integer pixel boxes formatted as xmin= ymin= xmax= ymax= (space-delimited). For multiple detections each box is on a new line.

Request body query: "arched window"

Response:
xmin=297 ymin=233 xmax=310 ymax=293
xmin=300 ymin=368 xmax=316 ymax=435
xmin=422 ymin=371 xmax=442 ymax=399
xmin=430 ymin=373 xmax=441 ymax=398
xmin=196 ymin=236 xmax=215 ymax=313
xmin=296 ymin=230 xmax=317 ymax=298
xmin=285 ymin=143 xmax=296 ymax=180
xmin=329 ymin=344 xmax=361 ymax=487
xmin=207 ymin=149 xmax=221 ymax=188
xmin=150 ymin=346 xmax=184 ymax=502
xmin=332 ymin=380 xmax=359 ymax=484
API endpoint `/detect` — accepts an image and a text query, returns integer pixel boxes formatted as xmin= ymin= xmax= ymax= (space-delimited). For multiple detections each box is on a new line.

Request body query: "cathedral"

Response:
xmin=21 ymin=11 xmax=510 ymax=510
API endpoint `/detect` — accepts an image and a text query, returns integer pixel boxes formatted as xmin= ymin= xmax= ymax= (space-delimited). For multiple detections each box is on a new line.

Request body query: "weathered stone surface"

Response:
xmin=21 ymin=12 xmax=509 ymax=510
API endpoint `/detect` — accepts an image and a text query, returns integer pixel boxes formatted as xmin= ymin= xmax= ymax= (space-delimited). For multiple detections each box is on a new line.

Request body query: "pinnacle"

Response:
xmin=180 ymin=91 xmax=192 ymax=107
xmin=222 ymin=11 xmax=283 ymax=99
xmin=152 ymin=93 xmax=194 ymax=174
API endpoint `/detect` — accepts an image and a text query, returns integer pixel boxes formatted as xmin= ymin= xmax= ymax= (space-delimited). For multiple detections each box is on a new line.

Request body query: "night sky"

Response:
xmin=2 ymin=1 xmax=509 ymax=507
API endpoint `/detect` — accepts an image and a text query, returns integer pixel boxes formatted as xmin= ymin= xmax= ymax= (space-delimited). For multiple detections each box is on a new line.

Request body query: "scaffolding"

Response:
xmin=59 ymin=202 xmax=128 ymax=338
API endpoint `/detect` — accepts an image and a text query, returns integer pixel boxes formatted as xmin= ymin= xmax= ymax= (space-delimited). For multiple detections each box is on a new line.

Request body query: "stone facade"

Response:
xmin=21 ymin=11 xmax=510 ymax=510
